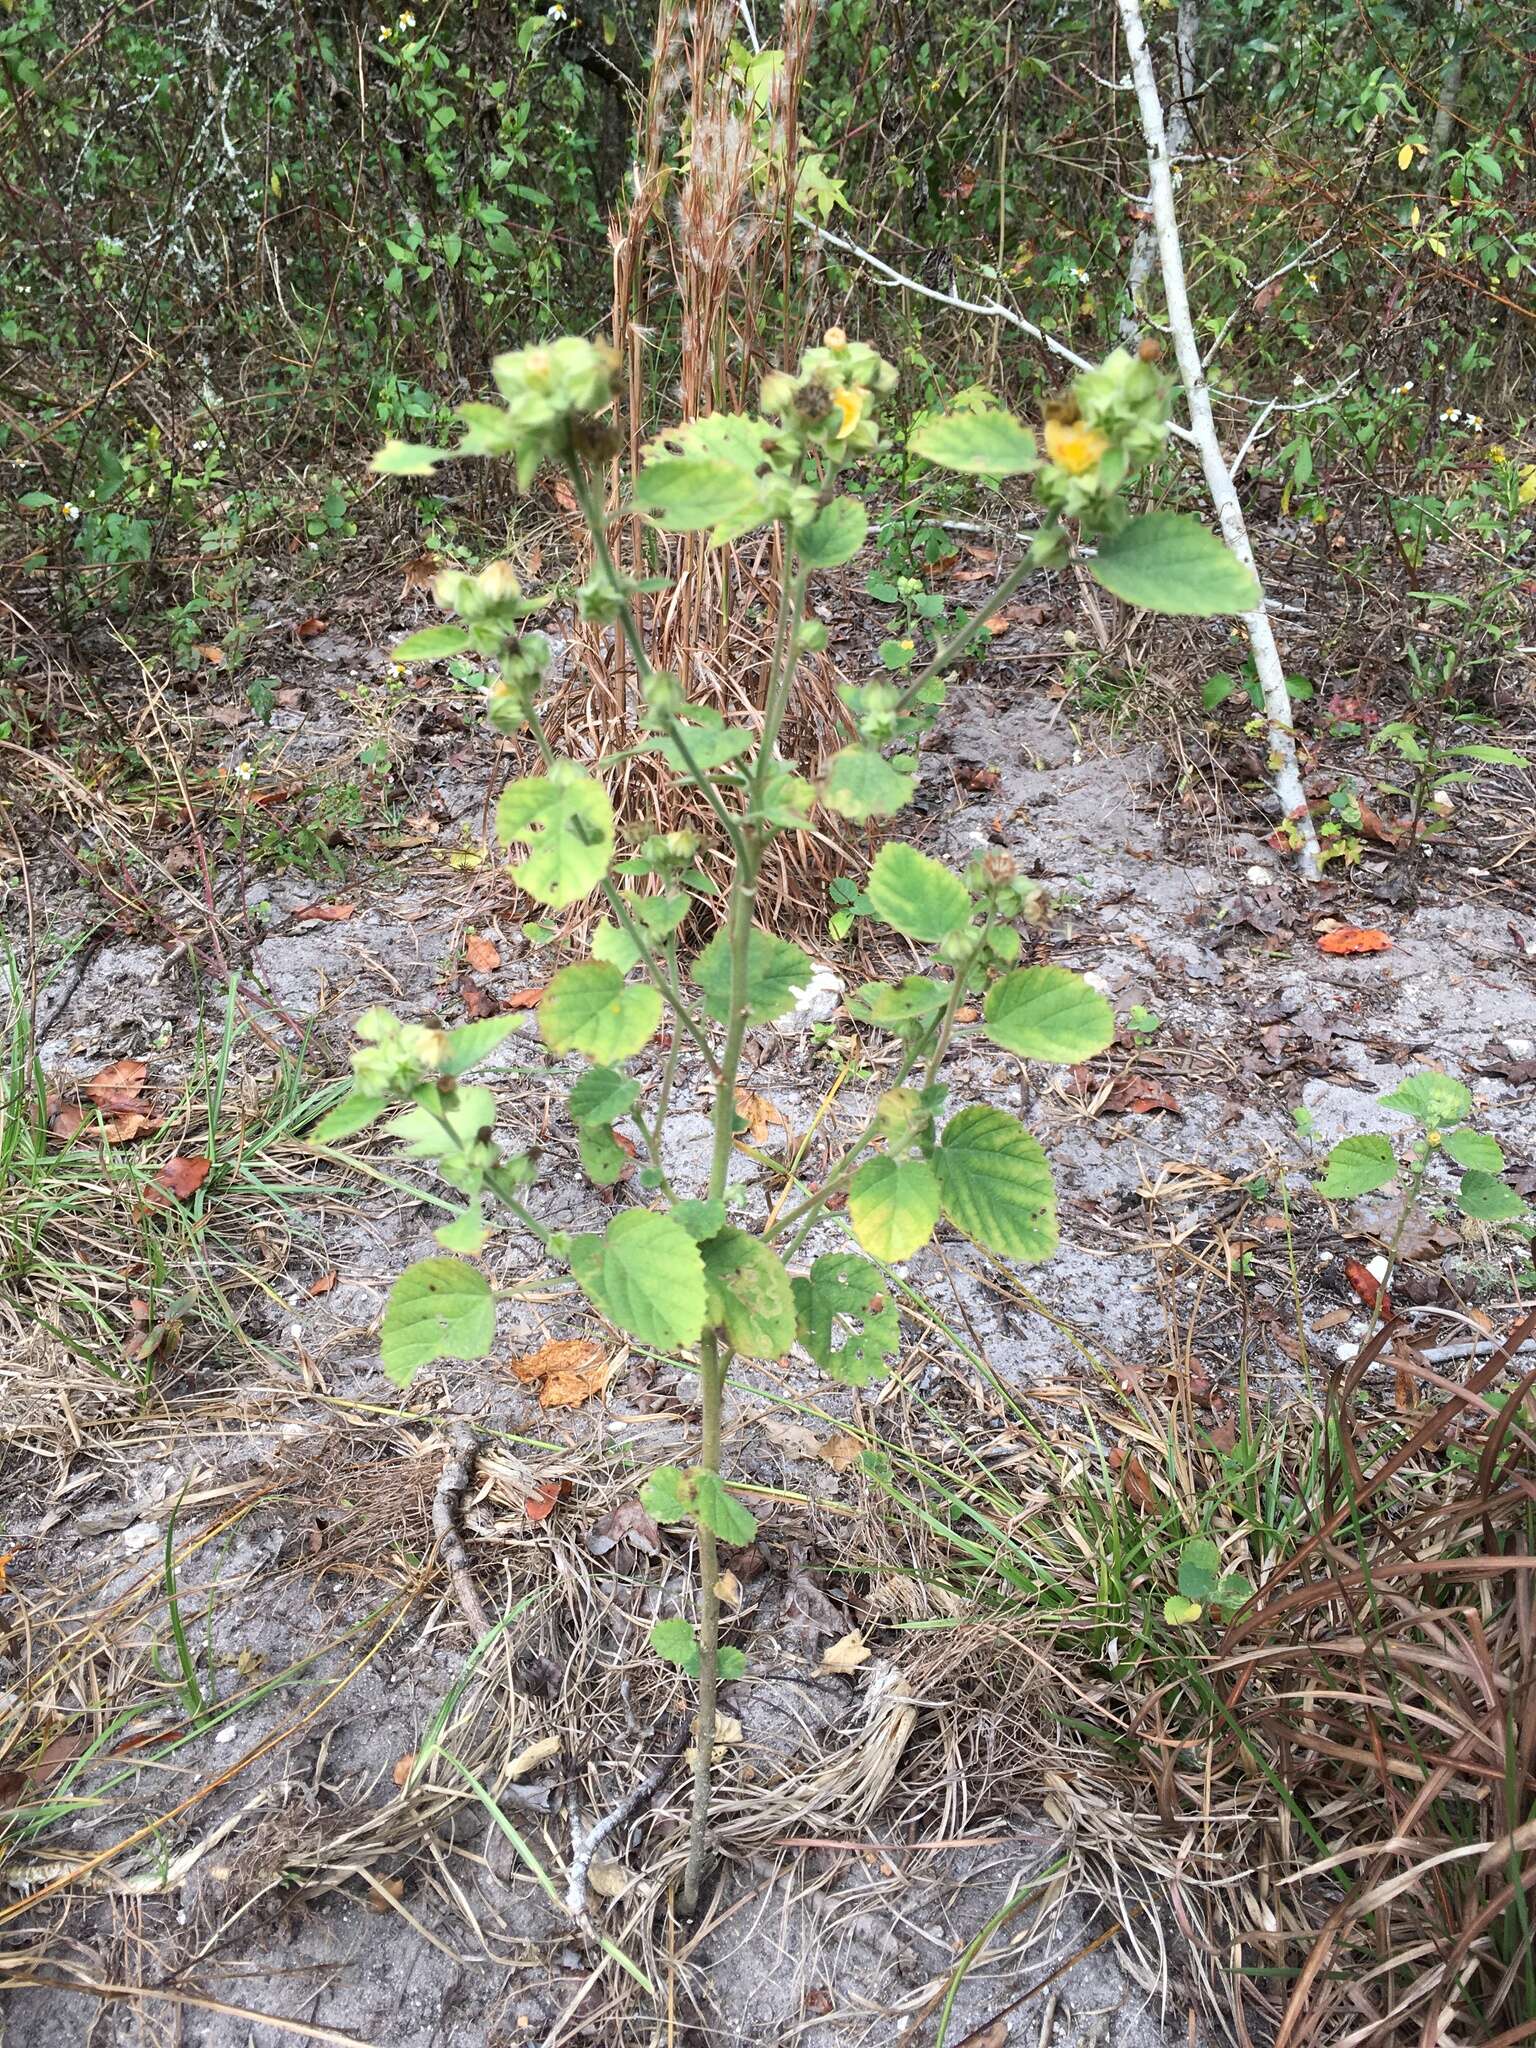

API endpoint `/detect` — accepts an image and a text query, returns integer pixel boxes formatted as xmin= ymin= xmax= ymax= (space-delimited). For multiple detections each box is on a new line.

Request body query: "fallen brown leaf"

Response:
xmin=459 ymin=978 xmax=498 ymax=1020
xmin=293 ymin=901 xmax=355 ymax=923
xmin=820 ymin=1629 xmax=872 ymax=1675
xmin=194 ymin=643 xmax=225 ymax=665
xmin=817 ymin=1433 xmax=863 ymax=1474
xmin=506 ymin=985 xmax=544 ymax=1009
xmin=1343 ymin=1256 xmax=1391 ymax=1319
xmin=508 ymin=1733 xmax=561 ymax=1779
xmin=306 ymin=1270 xmax=338 ymax=1297
xmin=86 ymin=1059 xmax=150 ymax=1111
xmin=586 ymin=1499 xmax=662 ymax=1559
xmin=464 ymin=931 xmax=501 ymax=974
xmin=145 ymin=1154 xmax=212 ymax=1208
xmin=523 ymin=1478 xmax=569 ymax=1522
xmin=295 ymin=614 xmax=328 ymax=640
xmin=392 ymin=1753 xmax=415 ymax=1787
xmin=1317 ymin=924 xmax=1392 ymax=956
xmin=511 ymin=1337 xmax=614 ymax=1410
xmin=734 ymin=1087 xmax=788 ymax=1146
xmin=1110 ymin=1445 xmax=1157 ymax=1511
xmin=1107 ymin=1074 xmax=1180 ymax=1114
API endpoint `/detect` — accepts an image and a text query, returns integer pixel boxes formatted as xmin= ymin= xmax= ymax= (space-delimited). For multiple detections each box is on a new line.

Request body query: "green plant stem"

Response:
xmin=565 ymin=458 xmax=749 ymax=863
xmin=893 ymin=553 xmax=1037 ymax=716
xmin=922 ymin=921 xmax=994 ymax=1087
xmin=683 ymin=1328 xmax=725 ymax=1913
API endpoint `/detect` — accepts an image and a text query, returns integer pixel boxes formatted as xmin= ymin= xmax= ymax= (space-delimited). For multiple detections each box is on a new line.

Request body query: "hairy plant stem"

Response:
xmin=682 ymin=1328 xmax=725 ymax=1912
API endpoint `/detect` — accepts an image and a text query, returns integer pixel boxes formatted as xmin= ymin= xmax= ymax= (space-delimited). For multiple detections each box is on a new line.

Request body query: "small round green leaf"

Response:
xmin=866 ymin=843 xmax=971 ymax=943
xmin=699 ymin=1228 xmax=796 ymax=1359
xmin=539 ymin=963 xmax=662 ymax=1063
xmin=496 ymin=762 xmax=614 ymax=910
xmin=983 ymin=966 xmax=1114 ymax=1063
xmin=847 ymin=977 xmax=950 ymax=1039
xmin=847 ymin=1155 xmax=942 ymax=1263
xmin=380 ymin=1258 xmax=495 ymax=1386
xmin=1090 ymin=512 xmax=1261 ymax=618
xmin=934 ymin=1105 xmax=1058 ymax=1263
xmin=568 ymin=1065 xmax=641 ymax=1126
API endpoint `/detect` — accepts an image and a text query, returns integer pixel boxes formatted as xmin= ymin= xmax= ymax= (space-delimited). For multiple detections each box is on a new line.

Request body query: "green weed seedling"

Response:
xmin=330 ymin=329 xmax=1261 ymax=1909
xmin=1319 ymin=1070 xmax=1529 ymax=1242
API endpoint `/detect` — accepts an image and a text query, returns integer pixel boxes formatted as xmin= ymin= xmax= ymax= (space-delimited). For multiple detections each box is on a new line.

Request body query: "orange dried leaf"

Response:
xmin=293 ymin=901 xmax=356 ymax=923
xmin=1317 ymin=925 xmax=1393 ymax=955
xmin=86 ymin=1059 xmax=149 ymax=1110
xmin=510 ymin=1338 xmax=615 ymax=1410
xmin=464 ymin=932 xmax=501 ymax=974
xmin=146 ymin=1154 xmax=212 ymax=1208
xmin=523 ymin=1478 xmax=569 ymax=1522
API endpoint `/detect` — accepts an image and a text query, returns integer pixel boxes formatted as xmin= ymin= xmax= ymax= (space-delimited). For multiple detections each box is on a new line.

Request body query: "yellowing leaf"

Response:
xmin=714 ymin=1570 xmax=743 ymax=1607
xmin=1398 ymin=142 xmax=1414 ymax=171
xmin=820 ymin=1629 xmax=872 ymax=1674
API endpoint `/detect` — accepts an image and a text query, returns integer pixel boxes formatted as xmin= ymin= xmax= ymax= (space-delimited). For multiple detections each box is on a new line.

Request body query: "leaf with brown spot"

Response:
xmin=464 ymin=931 xmax=501 ymax=974
xmin=1317 ymin=924 xmax=1392 ymax=956
xmin=510 ymin=1338 xmax=615 ymax=1410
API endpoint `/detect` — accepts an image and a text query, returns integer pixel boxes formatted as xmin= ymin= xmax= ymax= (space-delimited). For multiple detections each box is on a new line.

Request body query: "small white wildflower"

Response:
xmin=1292 ymin=373 xmax=1305 ymax=388
xmin=1469 ymin=414 xmax=1485 ymax=431
xmin=61 ymin=501 xmax=80 ymax=520
xmin=547 ymin=1 xmax=567 ymax=15
xmin=378 ymin=22 xmax=391 ymax=38
xmin=1304 ymin=271 xmax=1320 ymax=291
xmin=1394 ymin=380 xmax=1414 ymax=395
xmin=1072 ymin=266 xmax=1091 ymax=285
xmin=398 ymin=6 xmax=415 ymax=23
xmin=235 ymin=760 xmax=255 ymax=782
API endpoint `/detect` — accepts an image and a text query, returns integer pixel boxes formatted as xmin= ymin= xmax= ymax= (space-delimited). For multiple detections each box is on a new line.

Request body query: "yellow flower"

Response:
xmin=829 ymin=385 xmax=867 ymax=440
xmin=822 ymin=326 xmax=847 ymax=349
xmin=1043 ymin=416 xmax=1109 ymax=476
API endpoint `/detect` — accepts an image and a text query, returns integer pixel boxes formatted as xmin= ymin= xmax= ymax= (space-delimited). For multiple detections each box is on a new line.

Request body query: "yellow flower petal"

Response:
xmin=830 ymin=385 xmax=866 ymax=440
xmin=1043 ymin=417 xmax=1109 ymax=477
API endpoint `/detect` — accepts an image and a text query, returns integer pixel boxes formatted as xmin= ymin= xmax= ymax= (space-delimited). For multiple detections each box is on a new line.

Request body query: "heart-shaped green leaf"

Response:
xmin=983 ymin=966 xmax=1115 ymax=1063
xmin=1441 ymin=1128 xmax=1504 ymax=1174
xmin=909 ymin=406 xmax=1038 ymax=476
xmin=566 ymin=1209 xmax=706 ymax=1348
xmin=1379 ymin=1071 xmax=1473 ymax=1127
xmin=380 ymin=1258 xmax=495 ymax=1385
xmin=795 ymin=495 xmax=869 ymax=568
xmin=392 ymin=623 xmax=472 ymax=663
xmin=568 ymin=1065 xmax=641 ymax=1126
xmin=1457 ymin=1169 xmax=1525 ymax=1222
xmin=496 ymin=762 xmax=614 ymax=909
xmin=822 ymin=745 xmax=916 ymax=821
xmin=1319 ymin=1133 xmax=1398 ymax=1199
xmin=1090 ymin=512 xmax=1261 ymax=617
xmin=934 ymin=1105 xmax=1057 ymax=1262
xmin=846 ymin=977 xmax=950 ymax=1039
xmin=791 ymin=1252 xmax=900 ymax=1385
xmin=540 ymin=963 xmax=661 ymax=1063
xmin=847 ymin=1155 xmax=941 ymax=1262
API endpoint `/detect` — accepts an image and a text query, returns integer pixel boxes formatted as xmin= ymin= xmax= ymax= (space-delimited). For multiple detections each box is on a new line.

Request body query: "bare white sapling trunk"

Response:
xmin=1116 ymin=0 xmax=1323 ymax=879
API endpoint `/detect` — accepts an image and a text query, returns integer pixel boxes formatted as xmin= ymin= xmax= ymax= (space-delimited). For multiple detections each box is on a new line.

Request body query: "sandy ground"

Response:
xmin=3 ymin=542 xmax=1533 ymax=2045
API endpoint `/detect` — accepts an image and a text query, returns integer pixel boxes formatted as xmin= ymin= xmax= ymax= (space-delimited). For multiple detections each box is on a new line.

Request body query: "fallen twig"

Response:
xmin=432 ymin=1421 xmax=491 ymax=1639
xmin=564 ymin=1719 xmax=690 ymax=1920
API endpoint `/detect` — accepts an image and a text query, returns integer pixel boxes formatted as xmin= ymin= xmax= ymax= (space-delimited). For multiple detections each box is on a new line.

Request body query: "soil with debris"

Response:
xmin=2 ymin=536 xmax=1533 ymax=2047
